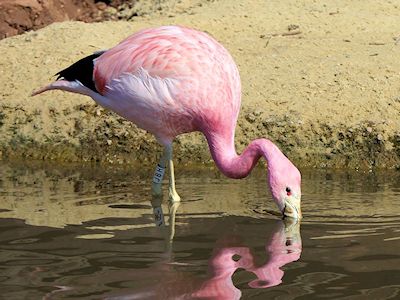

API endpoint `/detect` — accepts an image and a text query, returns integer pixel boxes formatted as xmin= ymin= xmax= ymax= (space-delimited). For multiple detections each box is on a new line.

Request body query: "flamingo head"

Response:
xmin=267 ymin=156 xmax=302 ymax=220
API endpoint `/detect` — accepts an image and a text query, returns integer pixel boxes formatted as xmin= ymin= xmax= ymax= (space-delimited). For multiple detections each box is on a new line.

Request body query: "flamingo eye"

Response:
xmin=286 ymin=187 xmax=292 ymax=196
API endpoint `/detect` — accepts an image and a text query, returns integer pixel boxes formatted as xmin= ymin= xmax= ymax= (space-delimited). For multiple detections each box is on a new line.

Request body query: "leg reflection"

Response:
xmin=67 ymin=218 xmax=302 ymax=300
xmin=167 ymin=201 xmax=180 ymax=241
xmin=150 ymin=193 xmax=180 ymax=254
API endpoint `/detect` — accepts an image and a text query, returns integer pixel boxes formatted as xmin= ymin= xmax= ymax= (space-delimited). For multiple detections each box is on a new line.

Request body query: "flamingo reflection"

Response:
xmin=191 ymin=218 xmax=302 ymax=299
xmin=104 ymin=204 xmax=302 ymax=300
xmin=44 ymin=205 xmax=302 ymax=300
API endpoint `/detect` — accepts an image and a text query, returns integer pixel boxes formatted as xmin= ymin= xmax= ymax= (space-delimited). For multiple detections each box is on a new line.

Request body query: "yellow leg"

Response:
xmin=165 ymin=145 xmax=181 ymax=203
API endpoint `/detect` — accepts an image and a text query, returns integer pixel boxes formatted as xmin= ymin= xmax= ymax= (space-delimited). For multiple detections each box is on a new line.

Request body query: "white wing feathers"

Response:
xmin=105 ymin=68 xmax=179 ymax=110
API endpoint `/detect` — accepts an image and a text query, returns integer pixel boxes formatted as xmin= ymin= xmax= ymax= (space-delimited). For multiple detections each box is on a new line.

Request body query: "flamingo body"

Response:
xmin=33 ymin=25 xmax=302 ymax=219
xmin=92 ymin=26 xmax=240 ymax=145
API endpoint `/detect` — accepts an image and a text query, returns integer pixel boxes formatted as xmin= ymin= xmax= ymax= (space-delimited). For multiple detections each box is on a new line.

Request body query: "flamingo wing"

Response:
xmin=92 ymin=26 xmax=241 ymax=140
xmin=93 ymin=26 xmax=200 ymax=95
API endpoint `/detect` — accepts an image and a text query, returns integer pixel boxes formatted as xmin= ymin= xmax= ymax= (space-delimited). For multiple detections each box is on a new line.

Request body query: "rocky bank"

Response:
xmin=0 ymin=0 xmax=399 ymax=169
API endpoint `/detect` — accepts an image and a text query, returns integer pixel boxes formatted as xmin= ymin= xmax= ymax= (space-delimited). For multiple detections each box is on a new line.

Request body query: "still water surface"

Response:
xmin=0 ymin=163 xmax=399 ymax=299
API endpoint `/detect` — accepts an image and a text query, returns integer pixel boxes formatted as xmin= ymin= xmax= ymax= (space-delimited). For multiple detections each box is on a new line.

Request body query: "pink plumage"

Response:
xmin=33 ymin=25 xmax=302 ymax=219
xmin=93 ymin=26 xmax=240 ymax=145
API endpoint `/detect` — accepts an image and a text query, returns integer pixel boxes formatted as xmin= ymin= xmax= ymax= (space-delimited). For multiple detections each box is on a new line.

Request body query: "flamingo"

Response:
xmin=32 ymin=25 xmax=302 ymax=220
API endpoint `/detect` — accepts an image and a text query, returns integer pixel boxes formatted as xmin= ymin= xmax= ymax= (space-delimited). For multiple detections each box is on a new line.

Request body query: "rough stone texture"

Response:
xmin=0 ymin=0 xmax=103 ymax=39
xmin=0 ymin=0 xmax=203 ymax=40
xmin=1 ymin=0 xmax=400 ymax=169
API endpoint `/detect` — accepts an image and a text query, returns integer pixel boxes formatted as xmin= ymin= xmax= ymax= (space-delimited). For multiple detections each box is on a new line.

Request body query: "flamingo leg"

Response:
xmin=151 ymin=147 xmax=168 ymax=226
xmin=150 ymin=144 xmax=181 ymax=227
xmin=165 ymin=144 xmax=181 ymax=204
xmin=152 ymin=149 xmax=167 ymax=198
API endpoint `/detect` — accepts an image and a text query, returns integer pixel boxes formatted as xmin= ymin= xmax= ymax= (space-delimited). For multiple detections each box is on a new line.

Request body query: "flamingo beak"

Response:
xmin=31 ymin=80 xmax=84 ymax=96
xmin=282 ymin=194 xmax=302 ymax=219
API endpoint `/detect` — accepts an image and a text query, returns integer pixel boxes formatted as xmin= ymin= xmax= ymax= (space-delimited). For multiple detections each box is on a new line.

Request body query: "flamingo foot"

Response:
xmin=168 ymin=188 xmax=181 ymax=203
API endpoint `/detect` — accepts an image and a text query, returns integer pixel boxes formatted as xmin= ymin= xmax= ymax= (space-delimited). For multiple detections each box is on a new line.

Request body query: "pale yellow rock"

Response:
xmin=0 ymin=0 xmax=399 ymax=168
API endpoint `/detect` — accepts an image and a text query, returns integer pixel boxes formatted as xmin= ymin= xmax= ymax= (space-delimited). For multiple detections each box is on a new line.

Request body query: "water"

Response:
xmin=0 ymin=162 xmax=400 ymax=299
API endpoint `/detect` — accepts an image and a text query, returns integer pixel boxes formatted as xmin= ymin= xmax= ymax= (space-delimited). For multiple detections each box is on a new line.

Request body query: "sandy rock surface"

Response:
xmin=0 ymin=0 xmax=399 ymax=169
xmin=0 ymin=0 xmax=100 ymax=39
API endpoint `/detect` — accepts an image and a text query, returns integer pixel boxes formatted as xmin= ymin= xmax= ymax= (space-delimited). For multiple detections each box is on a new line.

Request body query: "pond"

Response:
xmin=0 ymin=162 xmax=399 ymax=299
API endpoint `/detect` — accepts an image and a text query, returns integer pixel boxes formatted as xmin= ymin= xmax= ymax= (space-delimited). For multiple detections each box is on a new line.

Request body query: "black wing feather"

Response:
xmin=55 ymin=53 xmax=103 ymax=93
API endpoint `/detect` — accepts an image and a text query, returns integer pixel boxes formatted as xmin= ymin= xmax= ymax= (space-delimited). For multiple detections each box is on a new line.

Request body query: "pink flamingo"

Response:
xmin=32 ymin=25 xmax=302 ymax=219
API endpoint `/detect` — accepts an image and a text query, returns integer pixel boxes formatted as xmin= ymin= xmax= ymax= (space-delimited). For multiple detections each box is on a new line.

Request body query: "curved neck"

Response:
xmin=204 ymin=130 xmax=284 ymax=179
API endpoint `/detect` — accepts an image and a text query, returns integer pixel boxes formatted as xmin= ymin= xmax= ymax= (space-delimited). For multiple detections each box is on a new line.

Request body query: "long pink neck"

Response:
xmin=204 ymin=129 xmax=284 ymax=179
